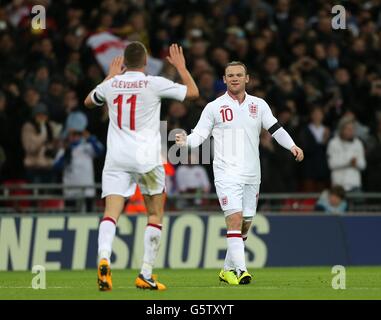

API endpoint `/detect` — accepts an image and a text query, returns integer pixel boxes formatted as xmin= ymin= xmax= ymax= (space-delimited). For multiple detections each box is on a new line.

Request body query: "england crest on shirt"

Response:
xmin=248 ymin=103 xmax=257 ymax=118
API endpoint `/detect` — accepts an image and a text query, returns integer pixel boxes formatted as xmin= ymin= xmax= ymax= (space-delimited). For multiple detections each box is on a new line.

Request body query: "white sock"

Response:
xmin=224 ymin=233 xmax=248 ymax=271
xmin=224 ymin=250 xmax=233 ymax=271
xmin=141 ymin=223 xmax=162 ymax=279
xmin=226 ymin=230 xmax=247 ymax=274
xmin=98 ymin=217 xmax=117 ymax=263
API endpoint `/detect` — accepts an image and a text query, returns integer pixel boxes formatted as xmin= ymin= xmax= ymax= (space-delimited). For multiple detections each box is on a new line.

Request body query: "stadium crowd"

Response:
xmin=1 ymin=0 xmax=381 ymax=203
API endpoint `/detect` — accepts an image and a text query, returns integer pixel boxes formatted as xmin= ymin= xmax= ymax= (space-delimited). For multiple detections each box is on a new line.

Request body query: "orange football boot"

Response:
xmin=135 ymin=273 xmax=166 ymax=290
xmin=97 ymin=259 xmax=112 ymax=291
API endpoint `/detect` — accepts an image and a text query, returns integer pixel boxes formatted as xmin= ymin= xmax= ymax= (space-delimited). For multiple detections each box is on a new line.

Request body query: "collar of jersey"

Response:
xmin=123 ymin=71 xmax=145 ymax=75
xmin=224 ymin=91 xmax=249 ymax=106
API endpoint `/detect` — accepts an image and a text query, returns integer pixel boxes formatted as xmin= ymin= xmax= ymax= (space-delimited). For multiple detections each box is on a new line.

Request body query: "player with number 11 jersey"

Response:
xmin=92 ymin=70 xmax=186 ymax=174
xmin=85 ymin=42 xmax=199 ymax=292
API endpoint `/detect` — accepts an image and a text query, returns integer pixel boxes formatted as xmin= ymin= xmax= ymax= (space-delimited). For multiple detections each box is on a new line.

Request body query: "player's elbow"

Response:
xmin=84 ymin=96 xmax=93 ymax=108
xmin=186 ymin=87 xmax=199 ymax=100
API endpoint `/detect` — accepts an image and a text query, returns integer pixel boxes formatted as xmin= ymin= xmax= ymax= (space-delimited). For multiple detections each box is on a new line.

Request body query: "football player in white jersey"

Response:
xmin=84 ymin=42 xmax=199 ymax=291
xmin=176 ymin=61 xmax=304 ymax=285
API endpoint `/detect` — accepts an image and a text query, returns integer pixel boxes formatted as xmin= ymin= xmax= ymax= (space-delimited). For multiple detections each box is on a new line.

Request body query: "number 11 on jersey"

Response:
xmin=113 ymin=94 xmax=137 ymax=130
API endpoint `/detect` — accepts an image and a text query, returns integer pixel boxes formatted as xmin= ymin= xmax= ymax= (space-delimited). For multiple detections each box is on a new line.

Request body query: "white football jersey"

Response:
xmin=92 ymin=71 xmax=187 ymax=173
xmin=187 ymin=92 xmax=278 ymax=184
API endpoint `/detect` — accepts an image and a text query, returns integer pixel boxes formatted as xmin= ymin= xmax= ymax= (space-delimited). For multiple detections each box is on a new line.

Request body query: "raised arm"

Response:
xmin=166 ymin=44 xmax=199 ymax=99
xmin=84 ymin=56 xmax=126 ymax=108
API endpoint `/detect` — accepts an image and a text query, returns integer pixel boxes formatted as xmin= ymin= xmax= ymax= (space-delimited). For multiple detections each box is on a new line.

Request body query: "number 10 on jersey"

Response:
xmin=113 ymin=94 xmax=137 ymax=130
xmin=220 ymin=107 xmax=233 ymax=122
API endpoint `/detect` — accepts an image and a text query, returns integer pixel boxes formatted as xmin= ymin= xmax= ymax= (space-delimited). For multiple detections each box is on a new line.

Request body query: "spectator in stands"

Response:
xmin=0 ymin=145 xmax=4 ymax=180
xmin=63 ymin=89 xmax=80 ymax=117
xmin=54 ymin=111 xmax=104 ymax=212
xmin=22 ymin=87 xmax=41 ymax=121
xmin=21 ymin=103 xmax=62 ymax=183
xmin=299 ymin=106 xmax=330 ymax=192
xmin=365 ymin=116 xmax=381 ymax=191
xmin=334 ymin=68 xmax=355 ymax=112
xmin=25 ymin=63 xmax=50 ymax=98
xmin=44 ymin=77 xmax=66 ymax=124
xmin=165 ymin=100 xmax=191 ymax=133
xmin=324 ymin=85 xmax=346 ymax=130
xmin=0 ymin=91 xmax=6 ymax=180
xmin=0 ymin=91 xmax=9 ymax=179
xmin=267 ymin=72 xmax=305 ymax=116
xmin=327 ymin=117 xmax=366 ymax=192
xmin=325 ymin=43 xmax=341 ymax=72
xmin=1 ymin=0 xmax=381 ymax=195
xmin=210 ymin=47 xmax=230 ymax=78
xmin=365 ymin=78 xmax=381 ymax=125
xmin=259 ymin=129 xmax=296 ymax=192
xmin=261 ymin=55 xmax=280 ymax=88
xmin=315 ymin=185 xmax=347 ymax=214
xmin=198 ymin=70 xmax=218 ymax=102
xmin=0 ymin=88 xmax=25 ymax=180
xmin=341 ymin=110 xmax=371 ymax=147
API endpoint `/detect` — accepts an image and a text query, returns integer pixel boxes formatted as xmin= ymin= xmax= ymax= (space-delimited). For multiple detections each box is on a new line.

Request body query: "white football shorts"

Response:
xmin=215 ymin=179 xmax=260 ymax=219
xmin=102 ymin=165 xmax=165 ymax=198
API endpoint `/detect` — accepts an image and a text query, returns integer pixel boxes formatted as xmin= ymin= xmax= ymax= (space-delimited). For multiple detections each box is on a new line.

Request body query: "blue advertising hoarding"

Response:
xmin=0 ymin=214 xmax=380 ymax=270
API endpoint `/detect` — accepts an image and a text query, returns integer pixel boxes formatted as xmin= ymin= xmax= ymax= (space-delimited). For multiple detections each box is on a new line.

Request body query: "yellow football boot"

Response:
xmin=237 ymin=270 xmax=252 ymax=285
xmin=219 ymin=269 xmax=239 ymax=285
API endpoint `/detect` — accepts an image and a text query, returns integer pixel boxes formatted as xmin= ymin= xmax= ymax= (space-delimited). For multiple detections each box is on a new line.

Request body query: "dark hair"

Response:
xmin=124 ymin=41 xmax=147 ymax=69
xmin=330 ymin=185 xmax=346 ymax=200
xmin=310 ymin=104 xmax=323 ymax=115
xmin=224 ymin=61 xmax=248 ymax=75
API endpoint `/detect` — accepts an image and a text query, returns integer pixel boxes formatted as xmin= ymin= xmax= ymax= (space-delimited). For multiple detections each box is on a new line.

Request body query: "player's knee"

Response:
xmin=225 ymin=211 xmax=243 ymax=230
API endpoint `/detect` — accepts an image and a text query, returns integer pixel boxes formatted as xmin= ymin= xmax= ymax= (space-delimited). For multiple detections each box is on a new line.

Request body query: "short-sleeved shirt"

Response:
xmin=92 ymin=71 xmax=187 ymax=173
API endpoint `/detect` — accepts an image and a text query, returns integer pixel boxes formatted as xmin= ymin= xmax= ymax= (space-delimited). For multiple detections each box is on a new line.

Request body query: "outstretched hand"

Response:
xmin=166 ymin=44 xmax=186 ymax=70
xmin=175 ymin=131 xmax=187 ymax=147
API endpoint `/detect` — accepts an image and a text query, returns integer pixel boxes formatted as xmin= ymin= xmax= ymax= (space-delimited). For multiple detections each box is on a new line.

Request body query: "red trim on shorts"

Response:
xmin=147 ymin=223 xmax=162 ymax=230
xmin=102 ymin=217 xmax=117 ymax=225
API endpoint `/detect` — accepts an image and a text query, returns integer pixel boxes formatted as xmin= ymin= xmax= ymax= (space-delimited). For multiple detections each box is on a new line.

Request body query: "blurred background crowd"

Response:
xmin=1 ymin=0 xmax=381 ymax=212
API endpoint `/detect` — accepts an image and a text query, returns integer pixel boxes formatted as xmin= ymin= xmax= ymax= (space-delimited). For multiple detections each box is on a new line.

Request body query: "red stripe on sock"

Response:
xmin=226 ymin=234 xmax=242 ymax=238
xmin=147 ymin=223 xmax=162 ymax=230
xmin=102 ymin=217 xmax=116 ymax=225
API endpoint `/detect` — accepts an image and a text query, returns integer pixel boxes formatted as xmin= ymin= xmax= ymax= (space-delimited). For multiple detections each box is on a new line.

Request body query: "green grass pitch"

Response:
xmin=0 ymin=267 xmax=380 ymax=300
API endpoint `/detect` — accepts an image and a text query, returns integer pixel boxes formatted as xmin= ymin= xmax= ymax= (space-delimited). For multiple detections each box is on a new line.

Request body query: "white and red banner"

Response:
xmin=86 ymin=31 xmax=163 ymax=76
